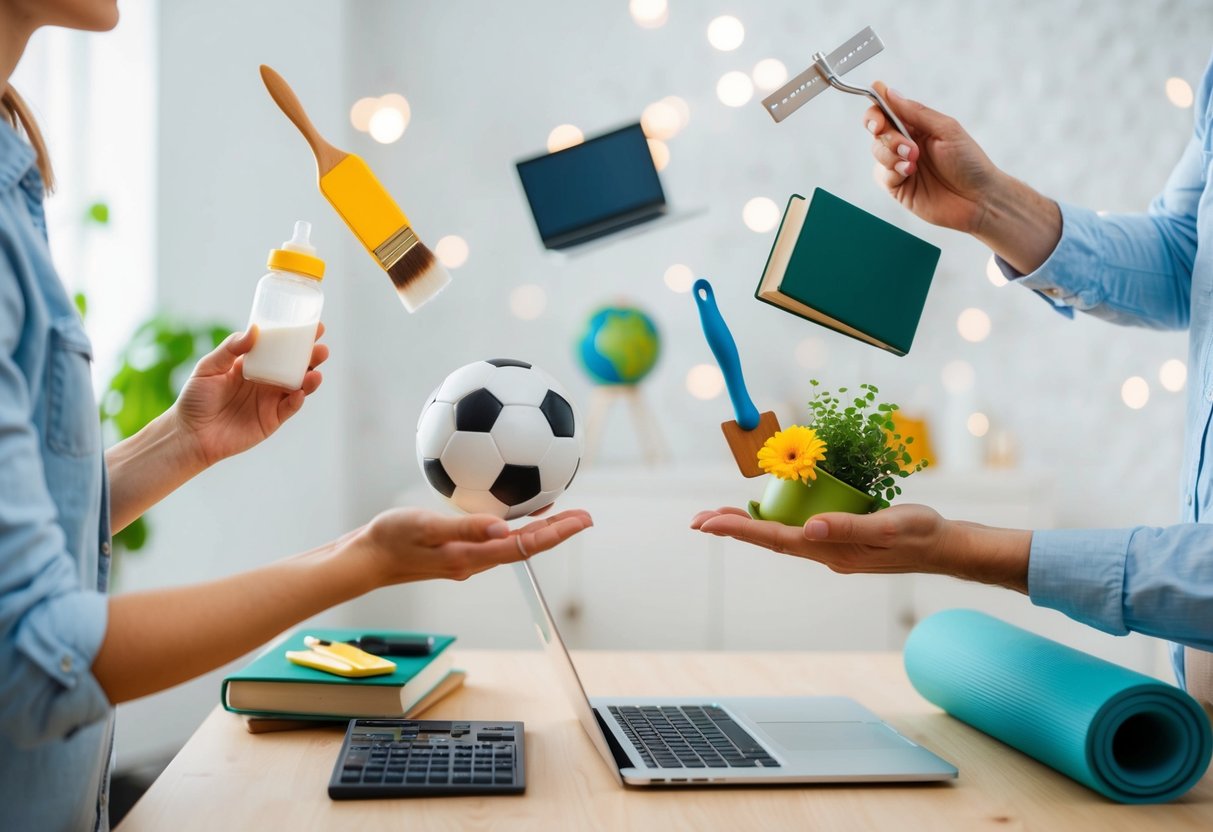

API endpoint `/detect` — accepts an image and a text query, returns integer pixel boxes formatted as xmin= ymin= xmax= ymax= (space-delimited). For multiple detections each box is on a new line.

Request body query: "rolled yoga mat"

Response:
xmin=904 ymin=609 xmax=1212 ymax=803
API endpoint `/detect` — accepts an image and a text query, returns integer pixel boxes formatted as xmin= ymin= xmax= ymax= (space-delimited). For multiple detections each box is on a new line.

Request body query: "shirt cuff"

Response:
xmin=14 ymin=589 xmax=111 ymax=738
xmin=995 ymin=202 xmax=1108 ymax=318
xmin=1027 ymin=527 xmax=1133 ymax=636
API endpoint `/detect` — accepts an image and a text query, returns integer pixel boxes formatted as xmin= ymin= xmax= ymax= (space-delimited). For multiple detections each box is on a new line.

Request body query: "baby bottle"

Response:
xmin=242 ymin=220 xmax=325 ymax=390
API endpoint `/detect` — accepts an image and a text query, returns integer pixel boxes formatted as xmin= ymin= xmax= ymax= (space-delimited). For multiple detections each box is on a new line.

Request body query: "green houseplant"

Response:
xmin=99 ymin=316 xmax=231 ymax=555
xmin=748 ymin=381 xmax=927 ymax=526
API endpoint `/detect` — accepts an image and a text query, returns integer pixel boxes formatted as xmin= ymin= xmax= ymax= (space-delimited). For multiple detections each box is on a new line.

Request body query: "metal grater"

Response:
xmin=761 ymin=26 xmax=909 ymax=137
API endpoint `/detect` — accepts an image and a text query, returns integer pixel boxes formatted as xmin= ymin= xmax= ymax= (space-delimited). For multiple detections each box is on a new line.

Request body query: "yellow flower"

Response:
xmin=757 ymin=425 xmax=827 ymax=483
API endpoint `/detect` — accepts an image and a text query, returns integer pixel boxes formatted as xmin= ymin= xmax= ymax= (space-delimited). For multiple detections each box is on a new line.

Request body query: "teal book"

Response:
xmin=754 ymin=188 xmax=940 ymax=356
xmin=221 ymin=628 xmax=456 ymax=719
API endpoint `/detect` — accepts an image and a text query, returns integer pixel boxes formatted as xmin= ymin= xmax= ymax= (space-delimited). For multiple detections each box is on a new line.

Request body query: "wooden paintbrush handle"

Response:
xmin=259 ymin=65 xmax=347 ymax=176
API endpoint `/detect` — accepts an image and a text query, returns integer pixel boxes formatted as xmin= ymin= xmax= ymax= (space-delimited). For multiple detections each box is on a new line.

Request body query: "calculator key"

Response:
xmin=473 ymin=773 xmax=492 ymax=784
xmin=494 ymin=773 xmax=513 ymax=783
xmin=429 ymin=772 xmax=449 ymax=784
xmin=452 ymin=773 xmax=471 ymax=784
xmin=406 ymin=773 xmax=427 ymax=783
xmin=340 ymin=770 xmax=361 ymax=783
xmin=385 ymin=772 xmax=404 ymax=783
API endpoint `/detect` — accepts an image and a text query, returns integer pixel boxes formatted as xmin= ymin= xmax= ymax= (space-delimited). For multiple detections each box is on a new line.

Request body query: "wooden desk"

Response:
xmin=118 ymin=651 xmax=1213 ymax=831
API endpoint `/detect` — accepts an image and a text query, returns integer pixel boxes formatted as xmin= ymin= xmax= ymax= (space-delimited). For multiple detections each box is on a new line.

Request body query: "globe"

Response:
xmin=576 ymin=306 xmax=660 ymax=385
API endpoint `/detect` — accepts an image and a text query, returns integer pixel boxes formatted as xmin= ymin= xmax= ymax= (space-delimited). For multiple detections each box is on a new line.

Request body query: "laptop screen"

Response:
xmin=515 ymin=123 xmax=666 ymax=246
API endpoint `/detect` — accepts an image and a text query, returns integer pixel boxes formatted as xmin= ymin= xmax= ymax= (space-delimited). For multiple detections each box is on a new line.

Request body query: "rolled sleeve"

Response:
xmin=5 ymin=589 xmax=110 ymax=746
xmin=1027 ymin=527 xmax=1134 ymax=636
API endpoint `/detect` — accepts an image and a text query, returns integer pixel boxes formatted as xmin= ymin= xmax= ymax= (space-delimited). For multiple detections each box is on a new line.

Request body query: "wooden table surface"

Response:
xmin=117 ymin=650 xmax=1213 ymax=831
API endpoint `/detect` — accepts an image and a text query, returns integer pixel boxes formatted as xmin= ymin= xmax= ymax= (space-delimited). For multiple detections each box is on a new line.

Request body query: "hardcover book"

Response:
xmin=221 ymin=628 xmax=456 ymax=719
xmin=754 ymin=188 xmax=940 ymax=355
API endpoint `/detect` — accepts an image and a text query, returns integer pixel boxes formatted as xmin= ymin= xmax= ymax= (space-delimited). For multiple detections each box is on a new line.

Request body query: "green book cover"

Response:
xmin=221 ymin=628 xmax=456 ymax=719
xmin=754 ymin=188 xmax=940 ymax=356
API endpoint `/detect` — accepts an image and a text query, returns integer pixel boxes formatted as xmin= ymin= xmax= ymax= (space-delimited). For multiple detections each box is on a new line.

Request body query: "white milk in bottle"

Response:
xmin=242 ymin=221 xmax=325 ymax=390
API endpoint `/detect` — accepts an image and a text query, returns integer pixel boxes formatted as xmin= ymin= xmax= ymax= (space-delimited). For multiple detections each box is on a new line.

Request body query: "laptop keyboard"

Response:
xmin=608 ymin=705 xmax=781 ymax=769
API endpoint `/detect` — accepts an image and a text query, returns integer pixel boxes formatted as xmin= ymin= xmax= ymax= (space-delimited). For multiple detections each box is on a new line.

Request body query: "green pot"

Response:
xmin=747 ymin=468 xmax=878 ymax=526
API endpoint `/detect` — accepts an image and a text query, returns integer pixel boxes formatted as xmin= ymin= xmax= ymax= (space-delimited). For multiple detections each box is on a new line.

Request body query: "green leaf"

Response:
xmin=86 ymin=201 xmax=110 ymax=225
xmin=115 ymin=515 xmax=148 ymax=552
xmin=73 ymin=292 xmax=88 ymax=318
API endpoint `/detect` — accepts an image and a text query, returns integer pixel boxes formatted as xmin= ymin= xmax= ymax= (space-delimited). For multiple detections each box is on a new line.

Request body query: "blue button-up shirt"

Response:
xmin=1000 ymin=54 xmax=1213 ymax=688
xmin=0 ymin=121 xmax=114 ymax=829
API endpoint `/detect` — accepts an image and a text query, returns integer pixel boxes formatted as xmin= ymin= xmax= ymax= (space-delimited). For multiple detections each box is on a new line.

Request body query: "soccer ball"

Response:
xmin=416 ymin=358 xmax=583 ymax=520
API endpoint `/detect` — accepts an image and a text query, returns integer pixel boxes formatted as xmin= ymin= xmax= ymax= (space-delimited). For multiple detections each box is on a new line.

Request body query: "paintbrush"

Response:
xmin=259 ymin=65 xmax=449 ymax=312
xmin=692 ymin=279 xmax=781 ymax=477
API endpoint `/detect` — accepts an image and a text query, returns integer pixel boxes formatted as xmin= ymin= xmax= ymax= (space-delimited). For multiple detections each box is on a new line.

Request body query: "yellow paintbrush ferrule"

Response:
xmin=319 ymin=154 xmax=413 ymax=261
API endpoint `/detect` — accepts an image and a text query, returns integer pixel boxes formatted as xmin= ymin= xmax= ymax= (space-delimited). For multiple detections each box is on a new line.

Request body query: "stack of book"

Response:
xmin=222 ymin=628 xmax=463 ymax=733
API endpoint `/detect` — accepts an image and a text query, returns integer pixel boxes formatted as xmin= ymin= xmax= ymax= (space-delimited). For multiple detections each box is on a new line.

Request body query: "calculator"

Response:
xmin=328 ymin=719 xmax=525 ymax=799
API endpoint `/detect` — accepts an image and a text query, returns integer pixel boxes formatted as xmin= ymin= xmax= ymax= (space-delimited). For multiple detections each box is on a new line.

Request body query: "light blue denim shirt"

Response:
xmin=998 ymin=53 xmax=1213 ymax=688
xmin=0 ymin=121 xmax=114 ymax=830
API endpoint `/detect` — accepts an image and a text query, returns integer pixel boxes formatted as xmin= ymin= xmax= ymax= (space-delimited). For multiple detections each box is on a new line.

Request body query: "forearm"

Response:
xmin=105 ymin=409 xmax=205 ymax=533
xmin=973 ymin=172 xmax=1063 ymax=275
xmin=93 ymin=530 xmax=373 ymax=703
xmin=940 ymin=520 xmax=1032 ymax=593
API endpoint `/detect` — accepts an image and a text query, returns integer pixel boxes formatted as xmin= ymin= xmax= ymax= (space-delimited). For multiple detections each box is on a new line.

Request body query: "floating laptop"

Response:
xmin=515 ymin=123 xmax=670 ymax=251
xmin=513 ymin=561 xmax=958 ymax=786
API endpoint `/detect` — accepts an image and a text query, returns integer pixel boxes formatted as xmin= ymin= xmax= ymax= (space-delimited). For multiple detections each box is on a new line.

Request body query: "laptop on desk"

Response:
xmin=514 ymin=561 xmax=957 ymax=786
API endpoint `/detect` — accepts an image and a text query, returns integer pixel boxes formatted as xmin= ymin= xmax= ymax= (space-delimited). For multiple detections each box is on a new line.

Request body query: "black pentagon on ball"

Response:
xmin=454 ymin=388 xmax=503 ymax=432
xmin=487 ymin=358 xmax=532 ymax=369
xmin=423 ymin=458 xmax=456 ymax=498
xmin=539 ymin=390 xmax=575 ymax=438
xmin=490 ymin=464 xmax=541 ymax=506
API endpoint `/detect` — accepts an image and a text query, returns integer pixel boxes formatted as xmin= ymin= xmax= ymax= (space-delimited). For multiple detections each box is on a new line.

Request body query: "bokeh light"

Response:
xmin=664 ymin=264 xmax=695 ymax=293
xmin=435 ymin=235 xmax=469 ymax=269
xmin=941 ymin=359 xmax=975 ymax=393
xmin=350 ymin=97 xmax=379 ymax=132
xmin=629 ymin=0 xmax=668 ymax=28
xmin=642 ymin=100 xmax=682 ymax=139
xmin=1166 ymin=77 xmax=1194 ymax=108
xmin=509 ymin=284 xmax=547 ymax=320
xmin=368 ymin=106 xmax=407 ymax=144
xmin=986 ymin=255 xmax=1008 ymax=287
xmin=742 ymin=197 xmax=780 ymax=233
xmin=647 ymin=138 xmax=670 ymax=171
xmin=1160 ymin=358 xmax=1187 ymax=392
xmin=1121 ymin=376 xmax=1149 ymax=409
xmin=716 ymin=71 xmax=754 ymax=107
xmin=547 ymin=124 xmax=584 ymax=153
xmin=957 ymin=307 xmax=992 ymax=342
xmin=686 ymin=364 xmax=725 ymax=400
xmin=966 ymin=412 xmax=990 ymax=437
xmin=707 ymin=15 xmax=745 ymax=51
xmin=752 ymin=58 xmax=788 ymax=91
xmin=662 ymin=95 xmax=690 ymax=131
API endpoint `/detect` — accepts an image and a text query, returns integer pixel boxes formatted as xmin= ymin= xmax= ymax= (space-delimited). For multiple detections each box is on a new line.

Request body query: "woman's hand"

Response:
xmin=352 ymin=508 xmax=594 ymax=587
xmin=691 ymin=504 xmax=1030 ymax=591
xmin=865 ymin=82 xmax=1002 ymax=234
xmin=171 ymin=324 xmax=329 ymax=468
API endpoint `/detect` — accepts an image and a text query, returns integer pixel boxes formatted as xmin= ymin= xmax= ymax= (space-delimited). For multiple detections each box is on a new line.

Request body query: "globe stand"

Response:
xmin=583 ymin=384 xmax=666 ymax=467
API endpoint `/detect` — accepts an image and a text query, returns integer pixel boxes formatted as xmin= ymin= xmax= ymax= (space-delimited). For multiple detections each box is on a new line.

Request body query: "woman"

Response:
xmin=695 ymin=64 xmax=1213 ymax=712
xmin=0 ymin=3 xmax=592 ymax=830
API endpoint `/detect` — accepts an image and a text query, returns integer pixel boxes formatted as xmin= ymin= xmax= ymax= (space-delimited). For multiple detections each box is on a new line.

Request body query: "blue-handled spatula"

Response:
xmin=693 ymin=279 xmax=781 ymax=477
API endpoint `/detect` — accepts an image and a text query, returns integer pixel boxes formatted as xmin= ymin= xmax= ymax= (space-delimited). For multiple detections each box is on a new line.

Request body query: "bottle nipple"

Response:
xmin=281 ymin=220 xmax=317 ymax=255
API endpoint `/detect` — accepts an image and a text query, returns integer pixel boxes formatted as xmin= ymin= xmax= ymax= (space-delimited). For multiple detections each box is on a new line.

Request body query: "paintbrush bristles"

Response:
xmin=388 ymin=243 xmax=451 ymax=312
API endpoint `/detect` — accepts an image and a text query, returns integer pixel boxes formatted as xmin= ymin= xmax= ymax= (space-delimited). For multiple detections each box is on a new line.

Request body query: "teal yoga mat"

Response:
xmin=904 ymin=609 xmax=1212 ymax=803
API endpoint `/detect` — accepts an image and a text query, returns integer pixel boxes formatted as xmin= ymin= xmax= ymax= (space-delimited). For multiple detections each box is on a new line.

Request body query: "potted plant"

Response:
xmin=747 ymin=381 xmax=927 ymax=526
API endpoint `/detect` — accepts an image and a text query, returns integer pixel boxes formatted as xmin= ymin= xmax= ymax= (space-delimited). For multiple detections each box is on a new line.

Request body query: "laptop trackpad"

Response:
xmin=758 ymin=722 xmax=913 ymax=752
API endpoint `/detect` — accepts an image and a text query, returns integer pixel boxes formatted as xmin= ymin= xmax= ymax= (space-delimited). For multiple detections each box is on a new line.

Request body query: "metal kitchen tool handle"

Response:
xmin=762 ymin=26 xmax=909 ymax=137
xmin=692 ymin=279 xmax=761 ymax=431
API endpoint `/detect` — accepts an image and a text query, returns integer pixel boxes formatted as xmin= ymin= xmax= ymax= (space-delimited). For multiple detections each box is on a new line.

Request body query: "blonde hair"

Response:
xmin=1 ymin=85 xmax=54 ymax=192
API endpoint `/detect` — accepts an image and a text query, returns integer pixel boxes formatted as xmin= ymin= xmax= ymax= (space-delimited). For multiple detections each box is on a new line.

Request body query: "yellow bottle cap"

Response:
xmin=267 ymin=220 xmax=325 ymax=280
